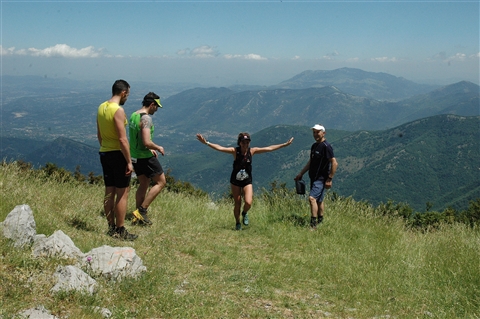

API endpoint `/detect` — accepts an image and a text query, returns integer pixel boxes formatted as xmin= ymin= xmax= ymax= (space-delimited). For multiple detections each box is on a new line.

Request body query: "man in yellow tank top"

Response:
xmin=96 ymin=79 xmax=137 ymax=240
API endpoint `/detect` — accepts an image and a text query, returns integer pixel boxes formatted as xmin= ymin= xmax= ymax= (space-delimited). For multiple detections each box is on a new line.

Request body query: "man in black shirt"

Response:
xmin=295 ymin=124 xmax=338 ymax=229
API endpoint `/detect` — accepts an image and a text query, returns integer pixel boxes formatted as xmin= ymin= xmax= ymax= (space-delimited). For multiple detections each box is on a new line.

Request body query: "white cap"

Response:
xmin=311 ymin=124 xmax=325 ymax=131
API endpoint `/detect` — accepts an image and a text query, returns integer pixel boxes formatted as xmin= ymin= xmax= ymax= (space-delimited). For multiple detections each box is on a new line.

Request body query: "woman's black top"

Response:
xmin=230 ymin=147 xmax=253 ymax=187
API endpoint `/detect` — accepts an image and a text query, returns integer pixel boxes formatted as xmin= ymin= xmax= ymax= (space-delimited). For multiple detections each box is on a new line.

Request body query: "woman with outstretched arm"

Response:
xmin=196 ymin=132 xmax=293 ymax=230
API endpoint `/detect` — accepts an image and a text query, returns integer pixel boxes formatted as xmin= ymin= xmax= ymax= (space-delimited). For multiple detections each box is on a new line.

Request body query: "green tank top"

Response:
xmin=129 ymin=112 xmax=154 ymax=159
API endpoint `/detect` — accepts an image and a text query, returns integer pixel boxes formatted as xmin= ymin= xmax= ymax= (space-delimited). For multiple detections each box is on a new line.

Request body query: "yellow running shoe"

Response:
xmin=132 ymin=208 xmax=152 ymax=226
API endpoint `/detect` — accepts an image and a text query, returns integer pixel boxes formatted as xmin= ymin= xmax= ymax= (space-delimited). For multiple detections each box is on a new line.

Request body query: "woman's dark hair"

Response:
xmin=237 ymin=132 xmax=251 ymax=146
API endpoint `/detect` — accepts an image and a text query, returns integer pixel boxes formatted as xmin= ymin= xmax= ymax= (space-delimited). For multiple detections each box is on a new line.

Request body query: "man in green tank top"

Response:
xmin=129 ymin=92 xmax=166 ymax=226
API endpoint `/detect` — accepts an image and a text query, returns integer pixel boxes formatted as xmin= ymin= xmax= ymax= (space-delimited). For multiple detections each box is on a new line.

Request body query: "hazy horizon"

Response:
xmin=2 ymin=1 xmax=479 ymax=87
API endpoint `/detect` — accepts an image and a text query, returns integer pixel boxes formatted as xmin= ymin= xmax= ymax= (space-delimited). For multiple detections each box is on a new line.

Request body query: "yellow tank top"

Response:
xmin=97 ymin=101 xmax=127 ymax=152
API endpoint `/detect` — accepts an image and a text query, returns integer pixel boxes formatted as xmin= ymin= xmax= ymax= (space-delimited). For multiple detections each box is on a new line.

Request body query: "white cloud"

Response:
xmin=447 ymin=53 xmax=467 ymax=61
xmin=224 ymin=54 xmax=242 ymax=59
xmin=371 ymin=56 xmax=398 ymax=63
xmin=190 ymin=45 xmax=220 ymax=58
xmin=0 ymin=44 xmax=103 ymax=58
xmin=244 ymin=53 xmax=267 ymax=60
xmin=292 ymin=55 xmax=301 ymax=60
xmin=319 ymin=50 xmax=341 ymax=60
xmin=440 ymin=52 xmax=472 ymax=66
xmin=103 ymin=54 xmax=124 ymax=58
xmin=176 ymin=49 xmax=189 ymax=56
xmin=223 ymin=53 xmax=267 ymax=60
xmin=175 ymin=45 xmax=220 ymax=58
xmin=429 ymin=51 xmax=480 ymax=63
xmin=0 ymin=46 xmax=20 ymax=56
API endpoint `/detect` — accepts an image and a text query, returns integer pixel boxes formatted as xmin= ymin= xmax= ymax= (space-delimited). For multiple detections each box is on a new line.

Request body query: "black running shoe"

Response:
xmin=113 ymin=227 xmax=138 ymax=241
xmin=107 ymin=224 xmax=116 ymax=237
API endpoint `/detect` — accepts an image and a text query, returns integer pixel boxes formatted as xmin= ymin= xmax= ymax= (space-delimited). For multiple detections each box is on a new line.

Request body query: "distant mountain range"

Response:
xmin=2 ymin=67 xmax=478 ymax=146
xmin=389 ymin=81 xmax=480 ymax=126
xmin=271 ymin=67 xmax=440 ymax=101
xmin=159 ymin=80 xmax=478 ymax=135
xmin=1 ymin=68 xmax=479 ymax=211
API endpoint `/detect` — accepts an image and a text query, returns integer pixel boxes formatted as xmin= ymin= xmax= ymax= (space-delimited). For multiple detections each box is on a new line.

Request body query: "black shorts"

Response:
xmin=132 ymin=156 xmax=164 ymax=178
xmin=99 ymin=151 xmax=131 ymax=188
xmin=230 ymin=170 xmax=252 ymax=188
xmin=230 ymin=180 xmax=252 ymax=188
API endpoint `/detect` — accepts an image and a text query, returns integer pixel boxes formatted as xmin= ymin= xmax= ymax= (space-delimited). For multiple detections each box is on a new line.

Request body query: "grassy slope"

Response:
xmin=0 ymin=163 xmax=479 ymax=318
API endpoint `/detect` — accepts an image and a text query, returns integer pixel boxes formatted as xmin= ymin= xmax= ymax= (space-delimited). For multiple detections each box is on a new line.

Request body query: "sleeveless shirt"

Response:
xmin=97 ymin=101 xmax=126 ymax=152
xmin=230 ymin=147 xmax=253 ymax=186
xmin=129 ymin=112 xmax=154 ymax=159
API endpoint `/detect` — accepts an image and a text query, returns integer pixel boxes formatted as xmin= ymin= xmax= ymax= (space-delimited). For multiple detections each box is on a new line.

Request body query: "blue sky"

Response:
xmin=1 ymin=0 xmax=479 ymax=86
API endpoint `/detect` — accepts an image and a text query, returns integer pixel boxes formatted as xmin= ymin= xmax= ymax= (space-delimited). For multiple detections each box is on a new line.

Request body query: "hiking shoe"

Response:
xmin=236 ymin=223 xmax=242 ymax=231
xmin=113 ymin=227 xmax=138 ymax=241
xmin=107 ymin=224 xmax=116 ymax=237
xmin=318 ymin=216 xmax=324 ymax=224
xmin=132 ymin=209 xmax=152 ymax=226
xmin=310 ymin=217 xmax=318 ymax=230
xmin=242 ymin=212 xmax=249 ymax=226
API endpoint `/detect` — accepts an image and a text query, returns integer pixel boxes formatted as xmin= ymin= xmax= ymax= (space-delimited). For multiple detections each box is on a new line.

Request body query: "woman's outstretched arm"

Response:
xmin=251 ymin=137 xmax=294 ymax=155
xmin=196 ymin=133 xmax=236 ymax=154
